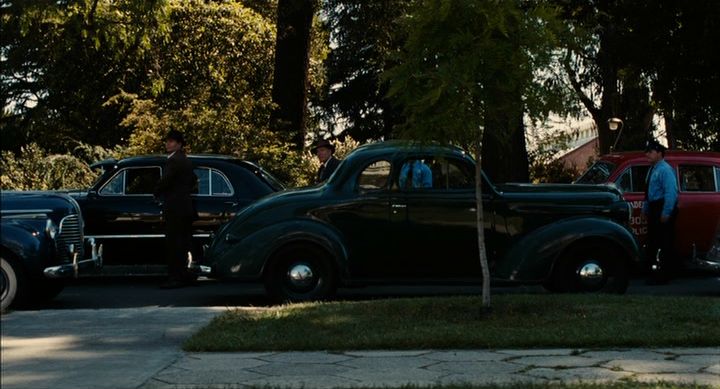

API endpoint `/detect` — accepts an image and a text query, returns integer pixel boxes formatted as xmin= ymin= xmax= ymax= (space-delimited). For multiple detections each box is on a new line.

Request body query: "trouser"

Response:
xmin=164 ymin=211 xmax=193 ymax=280
xmin=646 ymin=200 xmax=678 ymax=279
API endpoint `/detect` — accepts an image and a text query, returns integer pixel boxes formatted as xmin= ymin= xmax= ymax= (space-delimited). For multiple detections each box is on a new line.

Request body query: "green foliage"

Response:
xmin=320 ymin=0 xmax=413 ymax=140
xmin=1 ymin=0 xmax=170 ymax=152
xmin=385 ymin=0 xmax=562 ymax=145
xmin=0 ymin=143 xmax=102 ymax=190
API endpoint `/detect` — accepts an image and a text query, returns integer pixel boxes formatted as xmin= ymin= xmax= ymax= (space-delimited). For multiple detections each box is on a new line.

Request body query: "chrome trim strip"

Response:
xmin=86 ymin=233 xmax=212 ymax=239
xmin=1 ymin=209 xmax=53 ymax=214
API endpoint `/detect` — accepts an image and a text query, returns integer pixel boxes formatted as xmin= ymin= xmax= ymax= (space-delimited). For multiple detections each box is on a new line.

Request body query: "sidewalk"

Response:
xmin=141 ymin=348 xmax=720 ymax=388
xmin=2 ymin=307 xmax=719 ymax=388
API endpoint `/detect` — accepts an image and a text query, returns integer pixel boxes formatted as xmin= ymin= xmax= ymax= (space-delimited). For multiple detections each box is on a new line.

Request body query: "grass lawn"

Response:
xmin=184 ymin=294 xmax=720 ymax=352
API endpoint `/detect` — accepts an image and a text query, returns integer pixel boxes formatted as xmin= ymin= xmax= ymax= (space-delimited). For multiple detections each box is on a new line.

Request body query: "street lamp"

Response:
xmin=608 ymin=117 xmax=624 ymax=152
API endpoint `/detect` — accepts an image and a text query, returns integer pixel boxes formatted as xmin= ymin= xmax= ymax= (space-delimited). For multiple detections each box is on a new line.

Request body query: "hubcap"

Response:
xmin=577 ymin=261 xmax=605 ymax=289
xmin=287 ymin=263 xmax=315 ymax=288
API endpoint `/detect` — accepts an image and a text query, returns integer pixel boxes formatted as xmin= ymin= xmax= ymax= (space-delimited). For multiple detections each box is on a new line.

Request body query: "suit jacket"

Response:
xmin=155 ymin=150 xmax=197 ymax=219
xmin=317 ymin=156 xmax=341 ymax=183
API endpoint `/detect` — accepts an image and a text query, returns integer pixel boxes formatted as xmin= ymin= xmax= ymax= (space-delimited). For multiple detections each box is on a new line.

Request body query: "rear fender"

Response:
xmin=494 ymin=217 xmax=639 ymax=282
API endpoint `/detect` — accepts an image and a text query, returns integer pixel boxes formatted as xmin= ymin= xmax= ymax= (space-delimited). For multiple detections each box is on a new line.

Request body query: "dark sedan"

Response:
xmin=203 ymin=141 xmax=640 ymax=302
xmin=72 ymin=154 xmax=283 ymax=272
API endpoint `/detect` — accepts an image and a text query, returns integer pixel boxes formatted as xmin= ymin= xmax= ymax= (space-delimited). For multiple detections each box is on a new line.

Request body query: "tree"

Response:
xmin=0 ymin=0 xmax=169 ymax=152
xmin=269 ymin=0 xmax=317 ymax=150
xmin=386 ymin=0 xmax=561 ymax=309
xmin=321 ymin=0 xmax=413 ymax=141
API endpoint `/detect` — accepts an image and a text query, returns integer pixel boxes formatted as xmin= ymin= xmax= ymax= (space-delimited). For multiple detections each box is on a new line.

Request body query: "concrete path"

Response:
xmin=1 ymin=307 xmax=223 ymax=389
xmin=2 ymin=308 xmax=719 ymax=388
xmin=141 ymin=348 xmax=720 ymax=388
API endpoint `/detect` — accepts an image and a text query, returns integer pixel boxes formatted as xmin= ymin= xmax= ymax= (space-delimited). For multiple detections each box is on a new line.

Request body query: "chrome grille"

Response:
xmin=57 ymin=214 xmax=84 ymax=262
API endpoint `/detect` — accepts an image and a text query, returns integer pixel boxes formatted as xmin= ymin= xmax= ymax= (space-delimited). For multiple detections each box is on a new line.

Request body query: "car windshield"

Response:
xmin=576 ymin=161 xmax=617 ymax=184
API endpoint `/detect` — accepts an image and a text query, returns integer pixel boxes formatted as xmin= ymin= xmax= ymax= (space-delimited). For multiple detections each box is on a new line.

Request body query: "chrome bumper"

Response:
xmin=44 ymin=238 xmax=104 ymax=278
xmin=687 ymin=242 xmax=720 ymax=274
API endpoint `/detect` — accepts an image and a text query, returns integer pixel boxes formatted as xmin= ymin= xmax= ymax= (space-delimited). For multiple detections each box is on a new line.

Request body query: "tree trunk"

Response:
xmin=482 ymin=110 xmax=529 ymax=183
xmin=269 ymin=0 xmax=316 ymax=150
xmin=481 ymin=84 xmax=529 ymax=183
xmin=474 ymin=141 xmax=491 ymax=310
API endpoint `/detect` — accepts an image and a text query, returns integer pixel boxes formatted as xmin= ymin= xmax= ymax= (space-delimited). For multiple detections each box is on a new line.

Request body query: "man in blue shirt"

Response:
xmin=399 ymin=159 xmax=433 ymax=189
xmin=642 ymin=139 xmax=679 ymax=284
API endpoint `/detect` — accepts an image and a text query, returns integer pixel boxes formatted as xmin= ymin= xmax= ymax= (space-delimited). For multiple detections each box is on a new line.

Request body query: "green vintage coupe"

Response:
xmin=202 ymin=141 xmax=639 ymax=301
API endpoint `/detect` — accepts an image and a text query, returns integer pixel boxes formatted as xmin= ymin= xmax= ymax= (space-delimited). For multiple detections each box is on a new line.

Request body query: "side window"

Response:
xmin=443 ymin=159 xmax=474 ymax=190
xmin=100 ymin=171 xmax=124 ymax=195
xmin=193 ymin=168 xmax=233 ymax=196
xmin=616 ymin=170 xmax=632 ymax=193
xmin=679 ymin=165 xmax=716 ymax=192
xmin=397 ymin=157 xmax=474 ymax=191
xmin=357 ymin=160 xmax=391 ymax=191
xmin=194 ymin=168 xmax=210 ymax=195
xmin=398 ymin=158 xmax=434 ymax=190
xmin=615 ymin=165 xmax=650 ymax=193
xmin=211 ymin=171 xmax=233 ymax=196
xmin=716 ymin=167 xmax=720 ymax=191
xmin=125 ymin=167 xmax=161 ymax=195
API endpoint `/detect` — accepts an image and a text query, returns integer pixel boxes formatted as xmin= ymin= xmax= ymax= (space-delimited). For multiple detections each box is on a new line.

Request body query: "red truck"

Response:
xmin=577 ymin=151 xmax=720 ymax=273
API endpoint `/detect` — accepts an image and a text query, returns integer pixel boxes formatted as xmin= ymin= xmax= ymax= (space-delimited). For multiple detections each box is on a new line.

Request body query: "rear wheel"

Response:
xmin=546 ymin=243 xmax=629 ymax=294
xmin=264 ymin=245 xmax=337 ymax=303
xmin=1 ymin=256 xmax=24 ymax=312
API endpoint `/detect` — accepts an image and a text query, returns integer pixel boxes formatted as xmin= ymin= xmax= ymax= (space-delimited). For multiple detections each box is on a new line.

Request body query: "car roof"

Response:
xmin=348 ymin=140 xmax=470 ymax=160
xmin=599 ymin=151 xmax=720 ymax=166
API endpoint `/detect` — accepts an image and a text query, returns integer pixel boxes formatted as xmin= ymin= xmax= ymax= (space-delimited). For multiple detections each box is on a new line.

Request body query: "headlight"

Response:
xmin=45 ymin=219 xmax=58 ymax=239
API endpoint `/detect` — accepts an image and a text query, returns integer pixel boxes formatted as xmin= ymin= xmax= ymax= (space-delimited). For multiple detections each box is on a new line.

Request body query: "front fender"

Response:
xmin=207 ymin=219 xmax=349 ymax=280
xmin=1 ymin=222 xmax=53 ymax=278
xmin=494 ymin=217 xmax=640 ymax=282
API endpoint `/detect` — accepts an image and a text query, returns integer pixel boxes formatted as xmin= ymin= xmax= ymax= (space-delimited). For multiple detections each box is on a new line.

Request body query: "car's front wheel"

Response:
xmin=546 ymin=243 xmax=629 ymax=294
xmin=1 ymin=256 xmax=24 ymax=312
xmin=264 ymin=244 xmax=337 ymax=303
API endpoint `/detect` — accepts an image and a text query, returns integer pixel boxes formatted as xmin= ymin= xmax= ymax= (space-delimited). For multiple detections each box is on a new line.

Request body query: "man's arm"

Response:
xmin=661 ymin=166 xmax=678 ymax=219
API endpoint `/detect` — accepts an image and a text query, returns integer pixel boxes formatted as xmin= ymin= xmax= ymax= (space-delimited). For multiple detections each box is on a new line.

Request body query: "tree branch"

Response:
xmin=563 ymin=50 xmax=600 ymax=118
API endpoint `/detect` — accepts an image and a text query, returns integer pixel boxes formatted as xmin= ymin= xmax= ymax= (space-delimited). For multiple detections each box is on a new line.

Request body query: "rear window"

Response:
xmin=576 ymin=161 xmax=617 ymax=185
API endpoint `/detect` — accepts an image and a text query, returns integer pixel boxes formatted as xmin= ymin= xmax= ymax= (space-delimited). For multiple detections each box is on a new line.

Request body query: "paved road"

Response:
xmin=12 ymin=274 xmax=720 ymax=310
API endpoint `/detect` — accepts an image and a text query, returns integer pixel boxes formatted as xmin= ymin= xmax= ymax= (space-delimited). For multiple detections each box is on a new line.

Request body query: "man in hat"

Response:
xmin=155 ymin=130 xmax=198 ymax=288
xmin=313 ymin=139 xmax=342 ymax=183
xmin=642 ymin=139 xmax=679 ymax=284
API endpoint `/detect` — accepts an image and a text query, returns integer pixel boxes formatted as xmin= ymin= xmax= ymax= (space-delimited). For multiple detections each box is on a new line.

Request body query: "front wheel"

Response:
xmin=1 ymin=256 xmax=24 ymax=312
xmin=264 ymin=245 xmax=337 ymax=303
xmin=546 ymin=244 xmax=629 ymax=294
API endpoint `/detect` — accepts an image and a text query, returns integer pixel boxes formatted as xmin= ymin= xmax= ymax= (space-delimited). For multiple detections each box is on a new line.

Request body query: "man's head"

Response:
xmin=644 ymin=139 xmax=666 ymax=164
xmin=311 ymin=139 xmax=335 ymax=163
xmin=165 ymin=130 xmax=185 ymax=153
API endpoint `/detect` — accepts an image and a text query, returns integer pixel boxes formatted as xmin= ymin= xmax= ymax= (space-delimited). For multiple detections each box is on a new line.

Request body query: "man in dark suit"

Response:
xmin=313 ymin=139 xmax=341 ymax=183
xmin=155 ymin=130 xmax=197 ymax=288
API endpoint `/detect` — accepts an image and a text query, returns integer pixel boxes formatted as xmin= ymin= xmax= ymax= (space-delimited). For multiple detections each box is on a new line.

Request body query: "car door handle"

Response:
xmin=224 ymin=201 xmax=239 ymax=207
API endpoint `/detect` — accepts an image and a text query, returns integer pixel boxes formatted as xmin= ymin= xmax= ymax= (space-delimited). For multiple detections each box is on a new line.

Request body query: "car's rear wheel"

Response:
xmin=546 ymin=243 xmax=629 ymax=294
xmin=1 ymin=256 xmax=24 ymax=312
xmin=264 ymin=244 xmax=337 ymax=303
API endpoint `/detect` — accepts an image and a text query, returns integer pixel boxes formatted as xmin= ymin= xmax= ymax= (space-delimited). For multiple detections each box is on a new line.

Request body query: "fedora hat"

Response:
xmin=311 ymin=139 xmax=335 ymax=154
